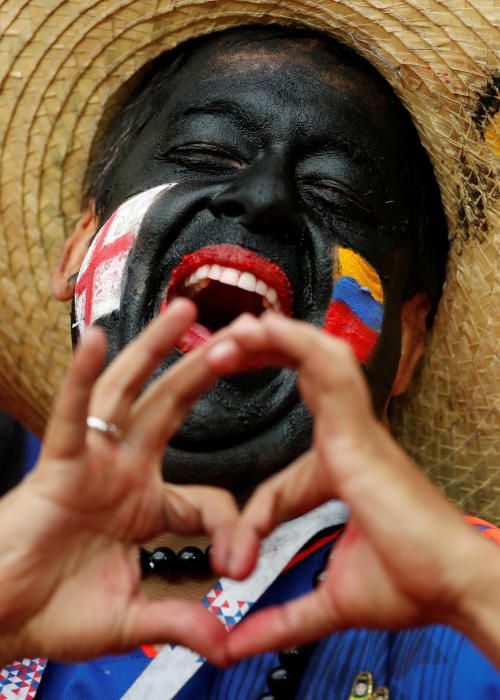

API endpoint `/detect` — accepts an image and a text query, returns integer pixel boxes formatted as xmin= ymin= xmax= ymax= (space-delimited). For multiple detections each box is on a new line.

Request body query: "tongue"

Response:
xmin=178 ymin=322 xmax=212 ymax=353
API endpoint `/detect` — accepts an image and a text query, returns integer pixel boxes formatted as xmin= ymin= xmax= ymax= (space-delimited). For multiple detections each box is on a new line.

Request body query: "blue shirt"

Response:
xmin=37 ymin=523 xmax=500 ymax=699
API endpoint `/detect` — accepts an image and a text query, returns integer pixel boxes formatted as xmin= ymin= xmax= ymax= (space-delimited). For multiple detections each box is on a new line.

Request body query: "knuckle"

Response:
xmin=141 ymin=342 xmax=165 ymax=369
xmin=309 ymin=337 xmax=359 ymax=389
xmin=304 ymin=335 xmax=324 ymax=362
xmin=251 ymin=482 xmax=272 ymax=511
xmin=304 ymin=334 xmax=354 ymax=371
xmin=90 ymin=383 xmax=122 ymax=416
xmin=332 ymin=336 xmax=356 ymax=364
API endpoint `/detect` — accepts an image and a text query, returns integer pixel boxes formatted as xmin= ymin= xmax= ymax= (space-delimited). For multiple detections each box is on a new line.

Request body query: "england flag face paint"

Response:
xmin=74 ymin=183 xmax=176 ymax=333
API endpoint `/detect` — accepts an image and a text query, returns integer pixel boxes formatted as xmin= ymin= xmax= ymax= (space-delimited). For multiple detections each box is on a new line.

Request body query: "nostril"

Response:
xmin=219 ymin=201 xmax=246 ymax=218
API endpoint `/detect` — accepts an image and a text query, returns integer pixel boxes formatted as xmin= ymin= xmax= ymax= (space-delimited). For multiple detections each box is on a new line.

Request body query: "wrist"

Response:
xmin=0 ymin=485 xmax=57 ymax=631
xmin=450 ymin=536 xmax=500 ymax=668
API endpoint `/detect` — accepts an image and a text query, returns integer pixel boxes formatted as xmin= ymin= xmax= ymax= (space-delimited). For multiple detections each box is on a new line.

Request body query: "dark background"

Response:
xmin=0 ymin=412 xmax=39 ymax=496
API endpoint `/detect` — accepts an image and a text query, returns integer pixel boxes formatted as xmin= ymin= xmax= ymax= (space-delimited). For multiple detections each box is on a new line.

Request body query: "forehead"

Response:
xmin=165 ymin=34 xmax=396 ymax=125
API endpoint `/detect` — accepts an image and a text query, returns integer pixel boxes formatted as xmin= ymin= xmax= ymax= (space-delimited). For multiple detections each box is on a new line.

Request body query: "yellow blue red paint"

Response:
xmin=323 ymin=248 xmax=384 ymax=363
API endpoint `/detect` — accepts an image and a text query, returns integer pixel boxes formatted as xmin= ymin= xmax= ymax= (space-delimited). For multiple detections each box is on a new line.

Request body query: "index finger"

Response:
xmin=221 ymin=450 xmax=334 ymax=580
xmin=210 ymin=312 xmax=373 ymax=424
xmin=125 ymin=327 xmax=246 ymax=454
xmin=88 ymin=298 xmax=197 ymax=426
xmin=42 ymin=326 xmax=108 ymax=460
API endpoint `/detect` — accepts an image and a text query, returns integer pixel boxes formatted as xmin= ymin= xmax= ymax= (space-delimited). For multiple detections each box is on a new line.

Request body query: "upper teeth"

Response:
xmin=184 ymin=264 xmax=282 ymax=312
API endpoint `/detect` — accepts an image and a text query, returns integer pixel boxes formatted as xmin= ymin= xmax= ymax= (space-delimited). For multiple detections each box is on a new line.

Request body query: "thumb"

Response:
xmin=123 ymin=597 xmax=230 ymax=667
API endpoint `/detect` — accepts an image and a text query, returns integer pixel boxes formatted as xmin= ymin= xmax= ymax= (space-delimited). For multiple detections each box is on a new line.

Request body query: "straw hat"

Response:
xmin=0 ymin=1 xmax=498 ymax=521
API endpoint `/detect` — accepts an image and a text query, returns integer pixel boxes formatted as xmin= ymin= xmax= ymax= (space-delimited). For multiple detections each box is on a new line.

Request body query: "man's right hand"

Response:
xmin=0 ymin=299 xmax=239 ymax=667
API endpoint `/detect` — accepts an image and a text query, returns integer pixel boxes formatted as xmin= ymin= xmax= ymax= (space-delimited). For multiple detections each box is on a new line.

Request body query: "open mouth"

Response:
xmin=161 ymin=244 xmax=293 ymax=352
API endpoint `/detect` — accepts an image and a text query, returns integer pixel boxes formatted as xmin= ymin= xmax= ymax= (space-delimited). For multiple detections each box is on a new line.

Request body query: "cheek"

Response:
xmin=74 ymin=183 xmax=175 ymax=332
xmin=322 ymin=247 xmax=384 ymax=364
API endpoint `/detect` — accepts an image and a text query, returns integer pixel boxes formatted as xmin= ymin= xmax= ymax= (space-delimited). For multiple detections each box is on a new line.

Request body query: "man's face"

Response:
xmin=75 ymin=35 xmax=417 ymax=497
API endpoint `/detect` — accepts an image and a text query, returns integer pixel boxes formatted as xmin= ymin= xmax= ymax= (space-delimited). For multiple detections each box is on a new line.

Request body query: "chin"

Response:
xmin=161 ymin=400 xmax=313 ymax=502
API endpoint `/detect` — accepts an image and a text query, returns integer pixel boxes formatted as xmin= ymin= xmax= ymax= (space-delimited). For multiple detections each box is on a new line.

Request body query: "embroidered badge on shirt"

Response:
xmin=348 ymin=671 xmax=389 ymax=699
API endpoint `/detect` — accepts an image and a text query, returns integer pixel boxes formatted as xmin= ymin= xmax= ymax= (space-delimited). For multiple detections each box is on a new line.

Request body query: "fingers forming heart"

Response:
xmin=38 ymin=307 xmax=475 ymax=665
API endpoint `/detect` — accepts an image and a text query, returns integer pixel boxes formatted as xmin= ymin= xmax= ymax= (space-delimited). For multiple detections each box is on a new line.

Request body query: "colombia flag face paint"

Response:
xmin=324 ymin=248 xmax=384 ymax=364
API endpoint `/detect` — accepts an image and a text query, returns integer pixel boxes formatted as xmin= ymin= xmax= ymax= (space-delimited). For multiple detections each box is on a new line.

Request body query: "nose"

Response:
xmin=209 ymin=154 xmax=301 ymax=241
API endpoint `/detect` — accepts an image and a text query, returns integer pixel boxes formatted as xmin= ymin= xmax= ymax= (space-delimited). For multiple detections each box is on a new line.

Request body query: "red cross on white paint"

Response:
xmin=74 ymin=183 xmax=175 ymax=332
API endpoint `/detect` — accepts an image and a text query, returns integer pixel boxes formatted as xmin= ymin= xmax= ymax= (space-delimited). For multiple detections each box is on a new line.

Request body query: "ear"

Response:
xmin=52 ymin=199 xmax=99 ymax=301
xmin=391 ymin=292 xmax=432 ymax=397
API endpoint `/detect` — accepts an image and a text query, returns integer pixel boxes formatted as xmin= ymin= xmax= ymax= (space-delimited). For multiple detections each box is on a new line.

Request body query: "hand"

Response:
xmin=207 ymin=313 xmax=500 ymax=665
xmin=0 ymin=299 xmax=238 ymax=666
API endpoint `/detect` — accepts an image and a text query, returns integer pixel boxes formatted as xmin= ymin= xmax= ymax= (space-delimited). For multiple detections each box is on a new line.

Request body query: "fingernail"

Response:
xmin=211 ymin=527 xmax=230 ymax=575
xmin=228 ymin=525 xmax=257 ymax=579
xmin=227 ymin=551 xmax=241 ymax=579
xmin=208 ymin=339 xmax=237 ymax=363
xmin=223 ymin=541 xmax=237 ymax=577
xmin=167 ymin=297 xmax=189 ymax=312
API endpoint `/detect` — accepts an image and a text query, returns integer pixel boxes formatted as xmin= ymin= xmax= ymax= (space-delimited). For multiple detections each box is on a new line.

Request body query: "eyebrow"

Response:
xmin=177 ymin=99 xmax=381 ymax=175
xmin=311 ymin=136 xmax=381 ymax=176
xmin=178 ymin=99 xmax=264 ymax=138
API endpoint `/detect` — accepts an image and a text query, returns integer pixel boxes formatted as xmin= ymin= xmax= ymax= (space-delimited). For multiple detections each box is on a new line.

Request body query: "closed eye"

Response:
xmin=162 ymin=143 xmax=245 ymax=172
xmin=301 ymin=177 xmax=376 ymax=219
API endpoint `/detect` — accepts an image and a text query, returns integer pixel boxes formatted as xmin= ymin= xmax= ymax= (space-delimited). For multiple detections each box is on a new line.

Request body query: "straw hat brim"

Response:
xmin=0 ymin=1 xmax=498 ymax=520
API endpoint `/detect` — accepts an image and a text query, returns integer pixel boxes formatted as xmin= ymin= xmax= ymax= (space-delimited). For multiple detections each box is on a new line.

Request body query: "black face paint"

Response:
xmin=75 ymin=35 xmax=418 ymax=499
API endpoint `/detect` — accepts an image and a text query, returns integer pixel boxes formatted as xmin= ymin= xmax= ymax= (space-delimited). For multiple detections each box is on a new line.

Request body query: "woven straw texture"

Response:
xmin=0 ymin=1 xmax=498 ymax=520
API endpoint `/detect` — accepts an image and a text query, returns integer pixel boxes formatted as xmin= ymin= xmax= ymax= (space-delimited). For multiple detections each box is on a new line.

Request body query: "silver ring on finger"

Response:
xmin=86 ymin=415 xmax=124 ymax=441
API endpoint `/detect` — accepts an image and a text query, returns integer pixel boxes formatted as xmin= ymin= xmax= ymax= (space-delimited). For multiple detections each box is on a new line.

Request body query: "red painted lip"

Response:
xmin=161 ymin=244 xmax=293 ymax=352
